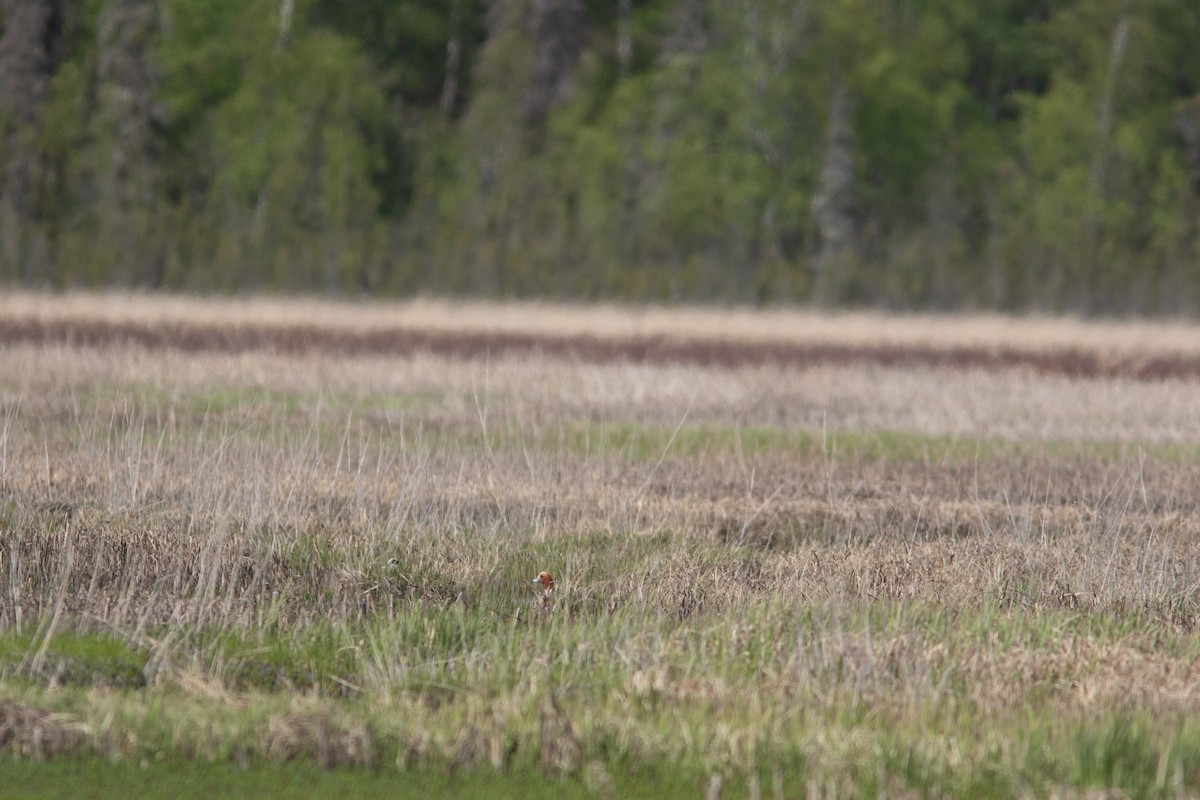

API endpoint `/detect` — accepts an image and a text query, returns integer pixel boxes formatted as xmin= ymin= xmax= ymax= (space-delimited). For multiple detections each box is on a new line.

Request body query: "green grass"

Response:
xmin=518 ymin=420 xmax=1200 ymax=468
xmin=3 ymin=698 xmax=1196 ymax=798
xmin=2 ymin=603 xmax=1198 ymax=783
xmin=0 ymin=757 xmax=708 ymax=800
xmin=0 ymin=630 xmax=147 ymax=689
xmin=545 ymin=420 xmax=987 ymax=463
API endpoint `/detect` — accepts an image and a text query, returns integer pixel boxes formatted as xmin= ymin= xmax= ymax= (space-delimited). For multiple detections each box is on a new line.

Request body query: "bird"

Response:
xmin=531 ymin=571 xmax=555 ymax=613
xmin=531 ymin=571 xmax=555 ymax=592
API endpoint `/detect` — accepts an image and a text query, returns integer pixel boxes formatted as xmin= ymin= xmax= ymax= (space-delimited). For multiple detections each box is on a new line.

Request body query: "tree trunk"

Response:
xmin=95 ymin=0 xmax=164 ymax=284
xmin=811 ymin=79 xmax=857 ymax=289
xmin=277 ymin=0 xmax=294 ymax=49
xmin=1091 ymin=16 xmax=1130 ymax=198
xmin=440 ymin=0 xmax=463 ymax=114
xmin=0 ymin=0 xmax=67 ymax=281
xmin=523 ymin=0 xmax=585 ymax=128
xmin=616 ymin=0 xmax=631 ymax=76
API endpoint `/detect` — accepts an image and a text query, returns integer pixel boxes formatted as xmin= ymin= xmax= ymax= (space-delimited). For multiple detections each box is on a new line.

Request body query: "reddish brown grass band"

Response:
xmin=1 ymin=317 xmax=1197 ymax=381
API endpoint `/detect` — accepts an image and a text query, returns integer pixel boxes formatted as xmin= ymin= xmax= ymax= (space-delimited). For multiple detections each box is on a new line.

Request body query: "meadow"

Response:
xmin=2 ymin=292 xmax=1200 ymax=798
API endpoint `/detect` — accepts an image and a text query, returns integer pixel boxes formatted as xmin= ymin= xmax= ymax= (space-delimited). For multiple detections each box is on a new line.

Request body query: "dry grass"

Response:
xmin=6 ymin=340 xmax=1200 ymax=441
xmin=3 ymin=293 xmax=1200 ymax=796
xmin=4 ymin=290 xmax=1200 ymax=357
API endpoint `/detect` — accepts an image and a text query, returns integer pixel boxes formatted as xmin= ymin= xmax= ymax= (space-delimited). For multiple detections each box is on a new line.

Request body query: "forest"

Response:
xmin=1 ymin=0 xmax=1198 ymax=312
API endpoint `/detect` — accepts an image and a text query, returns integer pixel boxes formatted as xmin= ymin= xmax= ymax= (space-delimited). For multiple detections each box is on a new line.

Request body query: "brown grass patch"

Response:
xmin=6 ymin=311 xmax=1200 ymax=382
xmin=0 ymin=700 xmax=89 ymax=759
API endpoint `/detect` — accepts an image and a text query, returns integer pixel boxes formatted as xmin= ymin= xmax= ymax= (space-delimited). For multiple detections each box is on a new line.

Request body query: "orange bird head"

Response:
xmin=531 ymin=571 xmax=555 ymax=591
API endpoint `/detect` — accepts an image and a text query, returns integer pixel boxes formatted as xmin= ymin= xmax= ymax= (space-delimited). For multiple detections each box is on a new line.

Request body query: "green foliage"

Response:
xmin=3 ymin=0 xmax=1200 ymax=310
xmin=154 ymin=0 xmax=392 ymax=290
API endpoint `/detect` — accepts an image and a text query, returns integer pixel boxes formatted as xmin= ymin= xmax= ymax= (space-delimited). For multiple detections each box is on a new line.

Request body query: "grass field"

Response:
xmin=3 ymin=293 xmax=1200 ymax=798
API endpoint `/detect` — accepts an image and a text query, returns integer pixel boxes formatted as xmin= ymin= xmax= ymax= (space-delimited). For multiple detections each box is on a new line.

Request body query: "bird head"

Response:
xmin=531 ymin=571 xmax=555 ymax=591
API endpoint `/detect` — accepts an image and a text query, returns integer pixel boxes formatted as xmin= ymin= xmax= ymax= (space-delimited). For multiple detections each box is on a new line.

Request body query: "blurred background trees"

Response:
xmin=1 ymin=0 xmax=1198 ymax=313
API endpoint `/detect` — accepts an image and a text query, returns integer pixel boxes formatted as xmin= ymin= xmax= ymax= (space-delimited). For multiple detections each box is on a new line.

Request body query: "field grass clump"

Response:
xmin=4 ymin=297 xmax=1200 ymax=796
xmin=0 ymin=630 xmax=147 ymax=689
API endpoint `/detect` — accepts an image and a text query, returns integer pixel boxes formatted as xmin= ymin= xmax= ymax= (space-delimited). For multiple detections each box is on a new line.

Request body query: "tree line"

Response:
xmin=1 ymin=0 xmax=1198 ymax=313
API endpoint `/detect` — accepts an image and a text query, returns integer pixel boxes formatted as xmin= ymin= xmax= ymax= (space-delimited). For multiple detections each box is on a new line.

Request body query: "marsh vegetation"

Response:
xmin=2 ymin=294 xmax=1200 ymax=797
